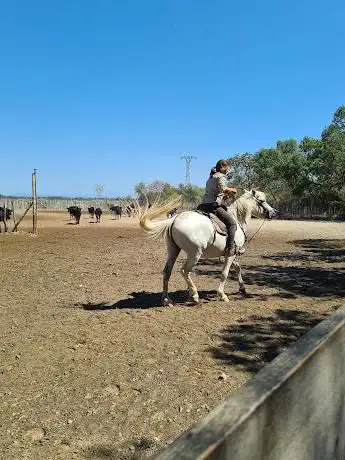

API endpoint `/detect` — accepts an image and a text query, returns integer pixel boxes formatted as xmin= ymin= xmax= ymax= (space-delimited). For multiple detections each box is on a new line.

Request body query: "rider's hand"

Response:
xmin=224 ymin=187 xmax=237 ymax=194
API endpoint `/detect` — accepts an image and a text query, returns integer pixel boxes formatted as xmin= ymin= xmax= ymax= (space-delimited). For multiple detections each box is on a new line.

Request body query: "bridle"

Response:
xmin=251 ymin=194 xmax=274 ymax=219
xmin=236 ymin=194 xmax=273 ymax=245
xmin=245 ymin=193 xmax=277 ymax=244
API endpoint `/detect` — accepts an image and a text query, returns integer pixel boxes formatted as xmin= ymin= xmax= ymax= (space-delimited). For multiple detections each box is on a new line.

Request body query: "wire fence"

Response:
xmin=1 ymin=198 xmax=345 ymax=220
xmin=273 ymin=202 xmax=345 ymax=221
xmin=1 ymin=198 xmax=131 ymax=212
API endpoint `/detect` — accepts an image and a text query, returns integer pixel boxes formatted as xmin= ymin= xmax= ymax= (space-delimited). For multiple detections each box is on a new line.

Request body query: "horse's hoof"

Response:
xmin=162 ymin=298 xmax=174 ymax=307
xmin=239 ymin=286 xmax=246 ymax=294
xmin=218 ymin=292 xmax=229 ymax=302
xmin=187 ymin=294 xmax=200 ymax=304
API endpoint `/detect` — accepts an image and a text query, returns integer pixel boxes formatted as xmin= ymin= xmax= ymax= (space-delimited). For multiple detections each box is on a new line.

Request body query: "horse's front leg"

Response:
xmin=217 ymin=254 xmax=236 ymax=302
xmin=233 ymin=260 xmax=246 ymax=294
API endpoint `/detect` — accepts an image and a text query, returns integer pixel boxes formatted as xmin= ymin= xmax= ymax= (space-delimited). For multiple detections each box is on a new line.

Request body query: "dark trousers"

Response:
xmin=197 ymin=203 xmax=237 ymax=249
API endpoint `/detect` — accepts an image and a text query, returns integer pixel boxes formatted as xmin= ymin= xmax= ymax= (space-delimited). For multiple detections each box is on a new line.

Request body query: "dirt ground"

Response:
xmin=1 ymin=211 xmax=345 ymax=459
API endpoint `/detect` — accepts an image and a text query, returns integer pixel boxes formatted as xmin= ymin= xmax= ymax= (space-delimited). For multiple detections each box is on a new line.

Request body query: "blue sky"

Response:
xmin=1 ymin=0 xmax=344 ymax=197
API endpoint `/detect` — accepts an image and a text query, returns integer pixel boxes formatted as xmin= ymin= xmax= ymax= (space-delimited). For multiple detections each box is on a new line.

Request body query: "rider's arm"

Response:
xmin=217 ymin=175 xmax=237 ymax=195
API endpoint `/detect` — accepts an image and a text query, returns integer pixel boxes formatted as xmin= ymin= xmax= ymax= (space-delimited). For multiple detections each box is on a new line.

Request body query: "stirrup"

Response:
xmin=224 ymin=247 xmax=236 ymax=257
xmin=224 ymin=245 xmax=245 ymax=257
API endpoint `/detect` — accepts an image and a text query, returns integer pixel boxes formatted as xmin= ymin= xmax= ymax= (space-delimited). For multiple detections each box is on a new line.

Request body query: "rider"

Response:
xmin=198 ymin=159 xmax=237 ymax=256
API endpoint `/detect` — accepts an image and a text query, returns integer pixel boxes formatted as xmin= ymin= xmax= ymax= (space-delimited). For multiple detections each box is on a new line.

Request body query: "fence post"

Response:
xmin=32 ymin=169 xmax=38 ymax=234
xmin=11 ymin=200 xmax=16 ymax=229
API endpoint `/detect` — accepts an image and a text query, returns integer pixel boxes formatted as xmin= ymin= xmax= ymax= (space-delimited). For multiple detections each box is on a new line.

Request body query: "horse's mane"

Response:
xmin=229 ymin=191 xmax=254 ymax=224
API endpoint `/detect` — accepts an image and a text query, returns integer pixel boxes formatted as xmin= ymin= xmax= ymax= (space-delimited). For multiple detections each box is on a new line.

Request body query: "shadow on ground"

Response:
xmin=262 ymin=239 xmax=345 ymax=264
xmin=77 ymin=289 xmax=217 ymax=310
xmin=209 ymin=308 xmax=334 ymax=373
xmin=85 ymin=437 xmax=159 ymax=459
xmin=194 ymin=238 xmax=345 ymax=298
xmin=198 ymin=258 xmax=224 ymax=266
xmin=242 ymin=264 xmax=345 ymax=297
xmin=194 ymin=262 xmax=345 ymax=298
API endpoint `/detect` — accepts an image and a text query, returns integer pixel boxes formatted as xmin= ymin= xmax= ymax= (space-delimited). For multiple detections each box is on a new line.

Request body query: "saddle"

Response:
xmin=195 ymin=210 xmax=247 ymax=255
xmin=195 ymin=210 xmax=228 ymax=236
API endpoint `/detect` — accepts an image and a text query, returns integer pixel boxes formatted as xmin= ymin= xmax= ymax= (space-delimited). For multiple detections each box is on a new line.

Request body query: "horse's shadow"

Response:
xmin=199 ymin=258 xmax=224 ymax=266
xmin=78 ymin=289 xmax=217 ymax=311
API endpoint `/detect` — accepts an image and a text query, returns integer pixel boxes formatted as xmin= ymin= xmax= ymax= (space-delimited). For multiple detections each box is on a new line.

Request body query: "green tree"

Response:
xmin=134 ymin=180 xmax=204 ymax=208
xmin=177 ymin=184 xmax=204 ymax=205
xmin=227 ymin=153 xmax=257 ymax=191
xmin=248 ymin=139 xmax=312 ymax=202
xmin=300 ymin=106 xmax=345 ymax=204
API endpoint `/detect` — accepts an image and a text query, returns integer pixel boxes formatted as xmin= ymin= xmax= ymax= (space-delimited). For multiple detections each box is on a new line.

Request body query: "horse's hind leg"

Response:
xmin=181 ymin=250 xmax=202 ymax=304
xmin=233 ymin=261 xmax=246 ymax=294
xmin=217 ymin=255 xmax=236 ymax=302
xmin=162 ymin=241 xmax=181 ymax=307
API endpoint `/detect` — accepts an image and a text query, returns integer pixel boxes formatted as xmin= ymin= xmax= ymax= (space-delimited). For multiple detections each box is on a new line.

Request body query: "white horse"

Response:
xmin=137 ymin=190 xmax=278 ymax=306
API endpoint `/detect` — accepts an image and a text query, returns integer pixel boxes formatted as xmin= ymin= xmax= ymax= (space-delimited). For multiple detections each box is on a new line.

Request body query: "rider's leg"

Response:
xmin=197 ymin=203 xmax=213 ymax=213
xmin=215 ymin=207 xmax=237 ymax=256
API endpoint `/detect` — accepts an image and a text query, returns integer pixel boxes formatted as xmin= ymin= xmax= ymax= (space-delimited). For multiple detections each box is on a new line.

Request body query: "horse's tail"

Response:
xmin=136 ymin=195 xmax=182 ymax=241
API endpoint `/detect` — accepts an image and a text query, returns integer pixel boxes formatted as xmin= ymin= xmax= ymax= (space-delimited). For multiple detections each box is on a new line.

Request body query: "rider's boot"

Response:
xmin=224 ymin=237 xmax=236 ymax=257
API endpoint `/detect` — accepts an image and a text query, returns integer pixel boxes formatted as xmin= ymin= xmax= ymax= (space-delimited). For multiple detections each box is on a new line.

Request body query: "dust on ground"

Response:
xmin=1 ymin=211 xmax=344 ymax=459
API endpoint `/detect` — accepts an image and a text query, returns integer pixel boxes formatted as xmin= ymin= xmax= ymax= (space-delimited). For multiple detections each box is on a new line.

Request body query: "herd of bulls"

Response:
xmin=67 ymin=206 xmax=103 ymax=225
xmin=66 ymin=203 xmax=136 ymax=225
xmin=1 ymin=202 xmax=148 ymax=231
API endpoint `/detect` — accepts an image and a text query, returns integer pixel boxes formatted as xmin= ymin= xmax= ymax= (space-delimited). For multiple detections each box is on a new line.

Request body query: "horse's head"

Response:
xmin=248 ymin=189 xmax=278 ymax=219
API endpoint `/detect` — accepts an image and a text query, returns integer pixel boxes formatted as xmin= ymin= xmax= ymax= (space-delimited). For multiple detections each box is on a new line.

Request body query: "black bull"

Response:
xmin=67 ymin=206 xmax=82 ymax=225
xmin=0 ymin=207 xmax=12 ymax=233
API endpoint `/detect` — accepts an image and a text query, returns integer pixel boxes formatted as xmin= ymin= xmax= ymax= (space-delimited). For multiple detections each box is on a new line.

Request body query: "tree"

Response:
xmin=134 ymin=180 xmax=204 ymax=207
xmin=134 ymin=106 xmax=345 ymax=211
xmin=227 ymin=153 xmax=257 ymax=191
xmin=299 ymin=106 xmax=345 ymax=203
xmin=135 ymin=180 xmax=172 ymax=205
xmin=177 ymin=183 xmax=204 ymax=205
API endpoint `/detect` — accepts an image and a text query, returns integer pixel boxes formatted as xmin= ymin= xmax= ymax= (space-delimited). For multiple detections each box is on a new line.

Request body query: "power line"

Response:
xmin=180 ymin=155 xmax=197 ymax=185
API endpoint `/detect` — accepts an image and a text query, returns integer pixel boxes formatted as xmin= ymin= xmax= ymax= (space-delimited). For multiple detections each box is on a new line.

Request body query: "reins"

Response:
xmin=245 ymin=218 xmax=267 ymax=245
xmin=229 ymin=194 xmax=269 ymax=249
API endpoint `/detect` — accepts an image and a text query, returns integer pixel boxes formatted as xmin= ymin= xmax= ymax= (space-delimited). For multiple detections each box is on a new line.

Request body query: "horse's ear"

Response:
xmin=251 ymin=189 xmax=256 ymax=196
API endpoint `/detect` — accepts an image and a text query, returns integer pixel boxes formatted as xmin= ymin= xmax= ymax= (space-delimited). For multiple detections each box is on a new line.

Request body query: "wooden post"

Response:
xmin=32 ymin=169 xmax=38 ymax=234
xmin=11 ymin=200 xmax=16 ymax=229
xmin=12 ymin=201 xmax=33 ymax=232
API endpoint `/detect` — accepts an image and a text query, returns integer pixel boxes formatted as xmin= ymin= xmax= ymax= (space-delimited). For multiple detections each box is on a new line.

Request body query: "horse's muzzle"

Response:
xmin=266 ymin=208 xmax=279 ymax=219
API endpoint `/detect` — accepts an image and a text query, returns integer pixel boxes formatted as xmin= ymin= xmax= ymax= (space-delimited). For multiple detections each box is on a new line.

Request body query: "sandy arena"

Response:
xmin=1 ymin=211 xmax=345 ymax=459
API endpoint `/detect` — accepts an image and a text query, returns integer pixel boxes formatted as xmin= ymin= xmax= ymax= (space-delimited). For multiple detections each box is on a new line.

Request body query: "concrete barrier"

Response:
xmin=155 ymin=305 xmax=345 ymax=460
